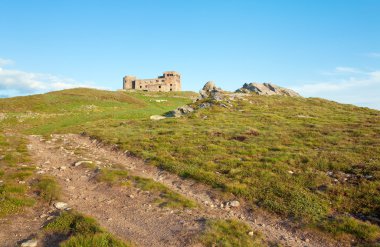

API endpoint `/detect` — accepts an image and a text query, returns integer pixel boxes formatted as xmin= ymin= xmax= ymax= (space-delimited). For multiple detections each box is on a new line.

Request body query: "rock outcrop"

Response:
xmin=199 ymin=81 xmax=224 ymax=101
xmin=165 ymin=105 xmax=195 ymax=118
xmin=236 ymin=83 xmax=301 ymax=97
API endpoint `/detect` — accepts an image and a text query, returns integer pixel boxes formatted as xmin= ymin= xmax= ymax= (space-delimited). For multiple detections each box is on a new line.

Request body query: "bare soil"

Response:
xmin=0 ymin=134 xmax=342 ymax=247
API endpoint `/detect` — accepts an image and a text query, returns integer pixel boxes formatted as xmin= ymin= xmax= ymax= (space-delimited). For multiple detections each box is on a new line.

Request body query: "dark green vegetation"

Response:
xmin=1 ymin=88 xmax=379 ymax=243
xmin=200 ymin=219 xmax=265 ymax=247
xmin=96 ymin=168 xmax=196 ymax=209
xmin=44 ymin=211 xmax=131 ymax=247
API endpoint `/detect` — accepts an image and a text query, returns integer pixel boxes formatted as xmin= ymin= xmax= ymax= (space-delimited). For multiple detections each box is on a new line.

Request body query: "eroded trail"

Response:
xmin=27 ymin=134 xmax=337 ymax=247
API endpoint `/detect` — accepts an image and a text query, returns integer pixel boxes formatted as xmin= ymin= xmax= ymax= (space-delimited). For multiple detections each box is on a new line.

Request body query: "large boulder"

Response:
xmin=202 ymin=81 xmax=217 ymax=91
xmin=236 ymin=83 xmax=301 ymax=97
xmin=199 ymin=81 xmax=224 ymax=101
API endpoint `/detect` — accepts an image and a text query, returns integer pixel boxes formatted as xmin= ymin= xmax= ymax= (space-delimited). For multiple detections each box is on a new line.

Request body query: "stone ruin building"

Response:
xmin=123 ymin=71 xmax=181 ymax=92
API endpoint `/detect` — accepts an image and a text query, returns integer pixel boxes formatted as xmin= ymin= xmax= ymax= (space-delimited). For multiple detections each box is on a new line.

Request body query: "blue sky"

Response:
xmin=1 ymin=0 xmax=380 ymax=109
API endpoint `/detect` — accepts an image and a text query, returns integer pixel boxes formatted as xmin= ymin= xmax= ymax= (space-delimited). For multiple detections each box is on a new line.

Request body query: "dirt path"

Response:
xmin=18 ymin=134 xmax=338 ymax=247
xmin=0 ymin=205 xmax=46 ymax=247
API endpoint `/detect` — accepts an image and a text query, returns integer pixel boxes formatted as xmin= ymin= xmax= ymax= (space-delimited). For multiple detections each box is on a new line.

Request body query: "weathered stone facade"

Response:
xmin=123 ymin=71 xmax=181 ymax=92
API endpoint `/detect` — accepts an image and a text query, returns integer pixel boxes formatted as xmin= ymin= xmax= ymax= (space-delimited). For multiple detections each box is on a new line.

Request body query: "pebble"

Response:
xmin=248 ymin=231 xmax=255 ymax=236
xmin=59 ymin=166 xmax=67 ymax=170
xmin=20 ymin=239 xmax=38 ymax=247
xmin=47 ymin=216 xmax=55 ymax=221
xmin=73 ymin=160 xmax=93 ymax=167
xmin=54 ymin=202 xmax=69 ymax=210
xmin=228 ymin=200 xmax=240 ymax=207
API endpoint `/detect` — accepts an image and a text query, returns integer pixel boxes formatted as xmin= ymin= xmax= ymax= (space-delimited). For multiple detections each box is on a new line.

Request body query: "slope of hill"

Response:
xmin=1 ymin=88 xmax=379 ymax=246
xmin=86 ymin=91 xmax=380 ymax=244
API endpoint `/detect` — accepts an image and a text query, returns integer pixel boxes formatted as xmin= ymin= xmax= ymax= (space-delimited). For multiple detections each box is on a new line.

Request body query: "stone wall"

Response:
xmin=123 ymin=71 xmax=181 ymax=92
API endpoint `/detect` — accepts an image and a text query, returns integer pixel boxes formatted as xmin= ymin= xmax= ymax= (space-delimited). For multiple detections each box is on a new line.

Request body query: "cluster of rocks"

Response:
xmin=236 ymin=82 xmax=301 ymax=97
xmin=198 ymin=81 xmax=225 ymax=101
xmin=150 ymin=81 xmax=301 ymax=120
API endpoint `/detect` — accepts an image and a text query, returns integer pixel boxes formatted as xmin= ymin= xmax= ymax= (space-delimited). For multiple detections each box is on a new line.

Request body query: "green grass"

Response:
xmin=96 ymin=168 xmax=196 ymax=209
xmin=0 ymin=131 xmax=36 ymax=217
xmin=1 ymin=88 xmax=380 ymax=243
xmin=0 ymin=88 xmax=195 ymax=136
xmin=34 ymin=176 xmax=61 ymax=204
xmin=96 ymin=168 xmax=130 ymax=185
xmin=200 ymin=219 xmax=265 ymax=247
xmin=0 ymin=183 xmax=35 ymax=217
xmin=132 ymin=176 xmax=197 ymax=208
xmin=319 ymin=216 xmax=380 ymax=242
xmin=61 ymin=233 xmax=130 ymax=247
xmin=44 ymin=211 xmax=131 ymax=247
xmin=84 ymin=95 xmax=380 ymax=242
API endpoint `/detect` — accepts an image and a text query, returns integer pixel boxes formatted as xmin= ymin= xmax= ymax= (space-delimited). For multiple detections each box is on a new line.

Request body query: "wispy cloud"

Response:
xmin=0 ymin=58 xmax=101 ymax=97
xmin=334 ymin=66 xmax=362 ymax=74
xmin=366 ymin=52 xmax=380 ymax=58
xmin=0 ymin=58 xmax=14 ymax=67
xmin=292 ymin=67 xmax=380 ymax=110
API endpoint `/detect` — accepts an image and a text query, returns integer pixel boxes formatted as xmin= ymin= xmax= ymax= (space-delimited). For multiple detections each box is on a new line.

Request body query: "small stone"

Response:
xmin=129 ymin=195 xmax=135 ymax=199
xmin=248 ymin=231 xmax=255 ymax=236
xmin=73 ymin=160 xmax=93 ymax=167
xmin=65 ymin=178 xmax=71 ymax=182
xmin=228 ymin=200 xmax=240 ymax=207
xmin=59 ymin=166 xmax=67 ymax=170
xmin=288 ymin=170 xmax=294 ymax=174
xmin=18 ymin=181 xmax=26 ymax=184
xmin=21 ymin=239 xmax=38 ymax=247
xmin=47 ymin=216 xmax=55 ymax=221
xmin=150 ymin=115 xmax=166 ymax=121
xmin=39 ymin=214 xmax=48 ymax=218
xmin=54 ymin=202 xmax=69 ymax=210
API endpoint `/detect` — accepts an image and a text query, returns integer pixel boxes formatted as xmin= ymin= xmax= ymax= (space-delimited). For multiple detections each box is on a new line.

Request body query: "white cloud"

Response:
xmin=0 ymin=58 xmax=101 ymax=96
xmin=366 ymin=52 xmax=380 ymax=58
xmin=335 ymin=67 xmax=362 ymax=74
xmin=0 ymin=58 xmax=14 ymax=66
xmin=292 ymin=67 xmax=380 ymax=110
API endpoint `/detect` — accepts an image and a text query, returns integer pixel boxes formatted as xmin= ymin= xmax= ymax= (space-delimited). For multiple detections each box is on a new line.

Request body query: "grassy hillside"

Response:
xmin=0 ymin=89 xmax=195 ymax=246
xmin=85 ymin=94 xmax=380 ymax=243
xmin=0 ymin=88 xmax=196 ymax=134
xmin=1 ymin=88 xmax=380 ymax=244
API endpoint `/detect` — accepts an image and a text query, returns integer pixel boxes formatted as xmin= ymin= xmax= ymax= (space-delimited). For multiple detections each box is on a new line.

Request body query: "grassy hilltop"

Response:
xmin=1 ymin=88 xmax=380 ymax=245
